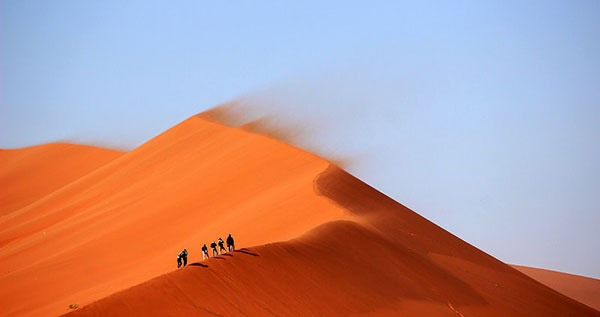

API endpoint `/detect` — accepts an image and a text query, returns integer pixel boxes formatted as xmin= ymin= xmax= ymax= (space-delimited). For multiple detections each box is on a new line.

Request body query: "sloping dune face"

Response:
xmin=513 ymin=265 xmax=600 ymax=311
xmin=2 ymin=113 xmax=599 ymax=316
xmin=67 ymin=164 xmax=599 ymax=317
xmin=0 ymin=115 xmax=351 ymax=316
xmin=0 ymin=143 xmax=123 ymax=215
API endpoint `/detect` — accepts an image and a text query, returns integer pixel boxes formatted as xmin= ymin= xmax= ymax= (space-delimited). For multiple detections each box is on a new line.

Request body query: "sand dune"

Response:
xmin=0 ymin=114 xmax=351 ymax=316
xmin=513 ymin=265 xmax=600 ymax=311
xmin=66 ymin=164 xmax=599 ymax=316
xmin=1 ymin=112 xmax=598 ymax=316
xmin=0 ymin=143 xmax=123 ymax=216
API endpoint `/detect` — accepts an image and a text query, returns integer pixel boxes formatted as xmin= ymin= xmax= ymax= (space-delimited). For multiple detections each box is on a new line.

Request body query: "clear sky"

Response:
xmin=2 ymin=1 xmax=599 ymax=277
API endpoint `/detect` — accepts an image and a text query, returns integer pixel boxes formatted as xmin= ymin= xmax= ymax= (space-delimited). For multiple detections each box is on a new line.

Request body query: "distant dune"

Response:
xmin=513 ymin=265 xmax=600 ymax=311
xmin=0 ymin=143 xmax=123 ymax=216
xmin=1 ymin=111 xmax=598 ymax=316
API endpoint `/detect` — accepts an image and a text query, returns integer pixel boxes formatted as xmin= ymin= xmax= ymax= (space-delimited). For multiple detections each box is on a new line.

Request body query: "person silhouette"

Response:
xmin=218 ymin=238 xmax=226 ymax=254
xmin=202 ymin=244 xmax=209 ymax=260
xmin=226 ymin=234 xmax=235 ymax=251
xmin=210 ymin=241 xmax=218 ymax=256
xmin=182 ymin=248 xmax=188 ymax=266
xmin=177 ymin=251 xmax=183 ymax=268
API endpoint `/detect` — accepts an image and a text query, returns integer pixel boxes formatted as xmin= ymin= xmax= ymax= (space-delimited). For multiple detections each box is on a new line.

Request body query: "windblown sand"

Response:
xmin=1 ymin=112 xmax=598 ymax=316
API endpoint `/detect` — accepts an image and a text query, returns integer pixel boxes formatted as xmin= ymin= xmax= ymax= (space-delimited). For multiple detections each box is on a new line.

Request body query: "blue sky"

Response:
xmin=2 ymin=1 xmax=599 ymax=277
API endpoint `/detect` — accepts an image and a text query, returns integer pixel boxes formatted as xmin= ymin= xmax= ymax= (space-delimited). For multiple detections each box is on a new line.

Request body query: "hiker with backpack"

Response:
xmin=182 ymin=248 xmax=188 ymax=266
xmin=226 ymin=234 xmax=235 ymax=251
xmin=210 ymin=241 xmax=218 ymax=256
xmin=177 ymin=251 xmax=183 ymax=268
xmin=218 ymin=237 xmax=227 ymax=254
xmin=202 ymin=244 xmax=209 ymax=260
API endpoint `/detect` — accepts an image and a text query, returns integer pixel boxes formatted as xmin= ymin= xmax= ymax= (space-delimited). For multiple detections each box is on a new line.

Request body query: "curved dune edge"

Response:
xmin=0 ymin=143 xmax=124 ymax=216
xmin=1 ymin=111 xmax=598 ymax=316
xmin=0 ymin=114 xmax=353 ymax=316
xmin=66 ymin=165 xmax=598 ymax=316
xmin=512 ymin=265 xmax=600 ymax=312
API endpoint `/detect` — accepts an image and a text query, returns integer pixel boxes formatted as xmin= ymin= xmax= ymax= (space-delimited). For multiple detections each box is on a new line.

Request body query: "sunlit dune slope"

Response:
xmin=513 ymin=265 xmax=600 ymax=311
xmin=68 ymin=166 xmax=599 ymax=316
xmin=2 ymin=112 xmax=598 ymax=316
xmin=0 ymin=115 xmax=351 ymax=316
xmin=0 ymin=143 xmax=123 ymax=215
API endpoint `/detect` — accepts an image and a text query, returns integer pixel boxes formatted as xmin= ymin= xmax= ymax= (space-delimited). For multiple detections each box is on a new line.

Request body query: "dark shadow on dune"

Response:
xmin=234 ymin=249 xmax=259 ymax=257
xmin=314 ymin=164 xmax=513 ymax=273
xmin=212 ymin=257 xmax=226 ymax=260
xmin=189 ymin=263 xmax=208 ymax=267
xmin=313 ymin=164 xmax=401 ymax=217
xmin=221 ymin=253 xmax=233 ymax=257
xmin=313 ymin=164 xmax=490 ymax=308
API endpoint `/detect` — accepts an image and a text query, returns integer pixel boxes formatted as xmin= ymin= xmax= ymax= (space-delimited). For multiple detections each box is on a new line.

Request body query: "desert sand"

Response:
xmin=0 ymin=143 xmax=123 ymax=216
xmin=513 ymin=265 xmax=600 ymax=312
xmin=1 ymin=111 xmax=598 ymax=316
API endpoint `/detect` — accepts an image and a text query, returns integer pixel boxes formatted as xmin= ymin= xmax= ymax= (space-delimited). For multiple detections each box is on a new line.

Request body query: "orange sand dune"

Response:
xmin=513 ymin=265 xmax=600 ymax=311
xmin=0 ymin=143 xmax=123 ymax=216
xmin=1 ymin=113 xmax=598 ymax=316
xmin=67 ymin=164 xmax=599 ymax=316
xmin=0 ymin=114 xmax=351 ymax=316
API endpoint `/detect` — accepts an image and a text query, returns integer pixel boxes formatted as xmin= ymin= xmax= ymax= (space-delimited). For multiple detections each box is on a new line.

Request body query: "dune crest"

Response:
xmin=0 ymin=115 xmax=351 ymax=316
xmin=513 ymin=265 xmax=600 ymax=311
xmin=1 ymin=112 xmax=598 ymax=316
xmin=67 ymin=162 xmax=598 ymax=316
xmin=0 ymin=143 xmax=123 ymax=216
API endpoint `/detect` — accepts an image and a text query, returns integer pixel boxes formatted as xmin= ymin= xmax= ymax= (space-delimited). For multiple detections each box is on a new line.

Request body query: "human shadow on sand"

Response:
xmin=221 ymin=253 xmax=233 ymax=257
xmin=189 ymin=262 xmax=208 ymax=267
xmin=234 ymin=249 xmax=259 ymax=257
xmin=212 ymin=256 xmax=226 ymax=260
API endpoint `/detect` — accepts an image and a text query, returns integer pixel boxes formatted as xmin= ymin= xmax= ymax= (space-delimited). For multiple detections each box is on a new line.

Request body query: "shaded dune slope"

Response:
xmin=0 ymin=143 xmax=123 ymax=216
xmin=513 ymin=265 xmax=600 ymax=311
xmin=2 ymin=113 xmax=598 ymax=316
xmin=0 ymin=115 xmax=350 ymax=316
xmin=68 ymin=160 xmax=599 ymax=315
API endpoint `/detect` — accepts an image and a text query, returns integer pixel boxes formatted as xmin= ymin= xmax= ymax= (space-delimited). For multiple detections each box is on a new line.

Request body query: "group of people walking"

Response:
xmin=177 ymin=234 xmax=235 ymax=268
